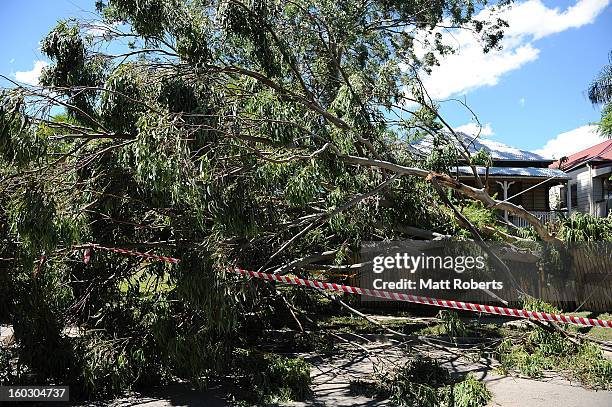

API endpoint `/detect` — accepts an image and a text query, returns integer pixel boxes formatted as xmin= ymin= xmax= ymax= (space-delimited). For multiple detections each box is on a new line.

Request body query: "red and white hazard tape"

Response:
xmin=79 ymin=244 xmax=612 ymax=329
xmin=77 ymin=244 xmax=180 ymax=264
xmin=232 ymin=268 xmax=612 ymax=329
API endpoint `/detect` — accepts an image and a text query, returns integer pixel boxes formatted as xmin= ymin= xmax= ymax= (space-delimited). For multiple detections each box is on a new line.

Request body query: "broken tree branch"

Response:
xmin=340 ymin=155 xmax=559 ymax=242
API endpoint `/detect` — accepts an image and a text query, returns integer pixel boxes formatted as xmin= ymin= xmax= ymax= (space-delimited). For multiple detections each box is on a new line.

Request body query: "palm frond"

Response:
xmin=588 ymin=56 xmax=612 ymax=105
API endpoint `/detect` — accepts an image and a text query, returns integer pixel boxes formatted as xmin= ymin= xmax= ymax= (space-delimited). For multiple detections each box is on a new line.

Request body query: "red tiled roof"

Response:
xmin=550 ymin=139 xmax=612 ymax=170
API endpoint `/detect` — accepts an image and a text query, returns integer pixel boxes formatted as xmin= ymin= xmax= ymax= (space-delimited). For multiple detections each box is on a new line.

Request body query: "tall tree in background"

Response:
xmin=588 ymin=51 xmax=612 ymax=138
xmin=0 ymin=0 xmax=556 ymax=400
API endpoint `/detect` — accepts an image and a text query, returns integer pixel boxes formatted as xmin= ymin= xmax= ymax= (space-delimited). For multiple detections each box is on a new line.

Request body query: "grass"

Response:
xmin=117 ymin=268 xmax=174 ymax=296
xmin=496 ymin=335 xmax=612 ymax=389
xmin=415 ymin=311 xmax=506 ymax=340
xmin=494 ymin=299 xmax=612 ymax=390
xmin=567 ymin=312 xmax=612 ymax=342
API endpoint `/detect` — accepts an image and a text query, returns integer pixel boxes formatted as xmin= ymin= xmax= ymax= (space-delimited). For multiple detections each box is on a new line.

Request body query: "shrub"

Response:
xmin=0 ymin=346 xmax=17 ymax=385
xmin=557 ymin=213 xmax=612 ymax=242
xmin=357 ymin=356 xmax=492 ymax=407
xmin=451 ymin=373 xmax=492 ymax=407
xmin=495 ymin=298 xmax=612 ymax=389
xmin=438 ymin=310 xmax=467 ymax=340
xmin=73 ymin=332 xmax=165 ymax=398
xmin=234 ymin=350 xmax=311 ymax=403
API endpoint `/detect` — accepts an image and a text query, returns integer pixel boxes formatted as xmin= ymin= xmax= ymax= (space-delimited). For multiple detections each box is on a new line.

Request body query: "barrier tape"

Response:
xmin=232 ymin=268 xmax=612 ymax=329
xmin=81 ymin=245 xmax=612 ymax=329
xmin=33 ymin=255 xmax=46 ymax=278
xmin=76 ymin=244 xmax=180 ymax=264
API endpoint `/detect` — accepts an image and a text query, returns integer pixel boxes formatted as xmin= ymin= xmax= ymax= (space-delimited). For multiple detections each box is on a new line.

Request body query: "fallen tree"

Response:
xmin=1 ymin=0 xmax=587 ymax=403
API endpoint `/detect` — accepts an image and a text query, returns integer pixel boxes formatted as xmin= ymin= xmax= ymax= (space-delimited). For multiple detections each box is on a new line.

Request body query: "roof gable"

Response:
xmin=455 ymin=166 xmax=568 ymax=179
xmin=411 ymin=133 xmax=549 ymax=162
xmin=550 ymin=139 xmax=612 ymax=170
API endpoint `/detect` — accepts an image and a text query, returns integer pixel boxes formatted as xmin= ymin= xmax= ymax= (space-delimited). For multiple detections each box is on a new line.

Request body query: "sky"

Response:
xmin=0 ymin=0 xmax=611 ymax=159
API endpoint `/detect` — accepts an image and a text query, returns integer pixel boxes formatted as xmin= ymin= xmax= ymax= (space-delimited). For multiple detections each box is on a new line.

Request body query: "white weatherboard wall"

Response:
xmin=566 ymin=164 xmax=612 ymax=216
xmin=576 ymin=167 xmax=591 ymax=214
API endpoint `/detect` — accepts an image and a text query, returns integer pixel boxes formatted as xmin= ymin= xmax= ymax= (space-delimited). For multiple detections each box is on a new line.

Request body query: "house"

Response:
xmin=411 ymin=133 xmax=569 ymax=227
xmin=550 ymin=139 xmax=612 ymax=217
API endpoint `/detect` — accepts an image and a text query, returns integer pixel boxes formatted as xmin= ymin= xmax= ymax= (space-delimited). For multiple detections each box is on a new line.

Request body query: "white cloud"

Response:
xmin=504 ymin=0 xmax=610 ymax=40
xmin=420 ymin=41 xmax=539 ymax=99
xmin=9 ymin=58 xmax=15 ymax=64
xmin=519 ymin=97 xmax=525 ymax=107
xmin=14 ymin=60 xmax=49 ymax=86
xmin=454 ymin=122 xmax=495 ymax=137
xmin=533 ymin=124 xmax=603 ymax=159
xmin=418 ymin=0 xmax=610 ymax=100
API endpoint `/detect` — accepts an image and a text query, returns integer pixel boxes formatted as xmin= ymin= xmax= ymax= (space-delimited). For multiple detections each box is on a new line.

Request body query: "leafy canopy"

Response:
xmin=0 ymin=0 xmax=513 ymax=398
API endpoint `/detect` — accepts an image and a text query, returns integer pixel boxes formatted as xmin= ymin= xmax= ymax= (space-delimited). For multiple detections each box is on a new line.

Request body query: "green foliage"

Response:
xmin=293 ymin=331 xmax=335 ymax=352
xmin=0 ymin=92 xmax=46 ymax=166
xmin=7 ymin=186 xmax=58 ymax=255
xmin=102 ymin=0 xmax=173 ymax=38
xmin=355 ymin=356 xmax=491 ymax=407
xmin=0 ymin=347 xmax=13 ymax=385
xmin=414 ymin=129 xmax=458 ymax=172
xmin=372 ymin=356 xmax=450 ymax=407
xmin=459 ymin=200 xmax=500 ymax=232
xmin=0 ymin=0 xmax=513 ymax=401
xmin=587 ymin=52 xmax=612 ymax=137
xmin=175 ymin=15 xmax=210 ymax=68
xmin=533 ymin=242 xmax=574 ymax=285
xmin=470 ymin=148 xmax=493 ymax=167
xmin=597 ymin=103 xmax=612 ymax=138
xmin=495 ymin=298 xmax=612 ymax=389
xmin=234 ymin=350 xmax=311 ymax=403
xmin=157 ymin=77 xmax=201 ymax=114
xmin=220 ymin=0 xmax=281 ymax=76
xmin=437 ymin=310 xmax=468 ymax=340
xmin=100 ymin=63 xmax=144 ymax=134
xmin=284 ymin=163 xmax=322 ymax=207
xmin=11 ymin=269 xmax=74 ymax=384
xmin=39 ymin=20 xmax=106 ymax=120
xmin=40 ymin=20 xmax=86 ymax=85
xmin=557 ymin=212 xmax=612 ymax=241
xmin=452 ymin=373 xmax=493 ymax=407
xmin=74 ymin=332 xmax=164 ymax=397
xmin=519 ymin=212 xmax=612 ymax=242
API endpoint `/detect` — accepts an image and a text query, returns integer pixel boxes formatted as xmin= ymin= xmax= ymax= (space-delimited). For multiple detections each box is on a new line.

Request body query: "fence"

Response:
xmin=350 ymin=243 xmax=612 ymax=313
xmin=508 ymin=210 xmax=565 ymax=228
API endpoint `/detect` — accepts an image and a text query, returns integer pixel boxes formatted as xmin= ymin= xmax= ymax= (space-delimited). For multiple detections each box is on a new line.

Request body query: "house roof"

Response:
xmin=550 ymin=139 xmax=612 ymax=171
xmin=411 ymin=133 xmax=551 ymax=162
xmin=455 ymin=166 xmax=569 ymax=179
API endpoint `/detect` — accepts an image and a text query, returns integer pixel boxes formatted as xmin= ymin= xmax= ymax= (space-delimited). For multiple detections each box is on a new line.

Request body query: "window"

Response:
xmin=559 ymin=186 xmax=567 ymax=209
xmin=570 ymin=183 xmax=578 ymax=209
xmin=508 ymin=182 xmax=523 ymax=205
xmin=594 ymin=177 xmax=611 ymax=202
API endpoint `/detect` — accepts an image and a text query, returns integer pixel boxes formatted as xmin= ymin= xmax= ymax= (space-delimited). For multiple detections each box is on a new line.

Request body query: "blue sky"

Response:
xmin=1 ymin=0 xmax=611 ymax=159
